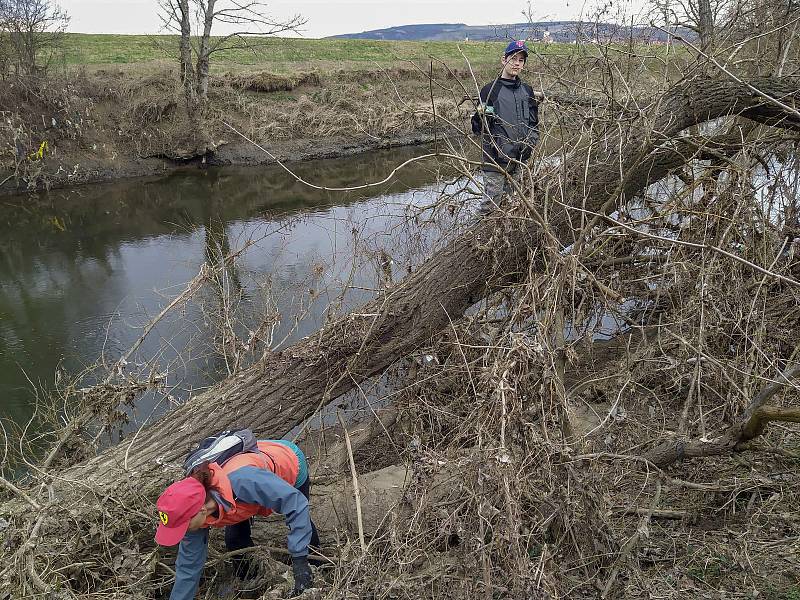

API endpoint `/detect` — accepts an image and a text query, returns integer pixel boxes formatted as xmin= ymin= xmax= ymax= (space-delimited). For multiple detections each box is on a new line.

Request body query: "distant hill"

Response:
xmin=330 ymin=22 xmax=690 ymax=44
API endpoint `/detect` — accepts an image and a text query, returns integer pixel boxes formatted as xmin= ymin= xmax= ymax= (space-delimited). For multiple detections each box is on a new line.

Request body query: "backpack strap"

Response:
xmin=486 ymin=80 xmax=503 ymax=110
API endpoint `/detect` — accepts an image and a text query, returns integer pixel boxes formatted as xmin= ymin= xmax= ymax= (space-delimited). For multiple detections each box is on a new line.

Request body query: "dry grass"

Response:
xmin=222 ymin=70 xmax=321 ymax=93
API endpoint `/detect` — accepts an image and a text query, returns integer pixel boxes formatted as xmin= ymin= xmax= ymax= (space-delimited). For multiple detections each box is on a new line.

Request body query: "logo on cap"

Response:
xmin=504 ymin=40 xmax=530 ymax=57
xmin=159 ymin=511 xmax=169 ymax=525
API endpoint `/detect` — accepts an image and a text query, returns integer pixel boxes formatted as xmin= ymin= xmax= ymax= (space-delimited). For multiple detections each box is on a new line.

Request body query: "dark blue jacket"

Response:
xmin=471 ymin=77 xmax=539 ymax=172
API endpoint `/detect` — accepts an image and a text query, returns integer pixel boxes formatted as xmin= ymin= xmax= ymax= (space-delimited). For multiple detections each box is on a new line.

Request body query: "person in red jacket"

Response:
xmin=155 ymin=439 xmax=319 ymax=599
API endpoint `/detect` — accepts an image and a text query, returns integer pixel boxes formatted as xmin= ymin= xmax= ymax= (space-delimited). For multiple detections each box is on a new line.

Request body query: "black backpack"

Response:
xmin=184 ymin=429 xmax=259 ymax=476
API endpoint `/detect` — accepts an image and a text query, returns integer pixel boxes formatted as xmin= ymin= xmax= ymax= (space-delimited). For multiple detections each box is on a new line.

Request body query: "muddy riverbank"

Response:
xmin=0 ymin=64 xmax=471 ymax=195
xmin=0 ymin=128 xmax=438 ymax=194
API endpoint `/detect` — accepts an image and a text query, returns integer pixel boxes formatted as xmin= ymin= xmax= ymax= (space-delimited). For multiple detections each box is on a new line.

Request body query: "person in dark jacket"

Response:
xmin=155 ymin=439 xmax=319 ymax=599
xmin=470 ymin=40 xmax=539 ymax=215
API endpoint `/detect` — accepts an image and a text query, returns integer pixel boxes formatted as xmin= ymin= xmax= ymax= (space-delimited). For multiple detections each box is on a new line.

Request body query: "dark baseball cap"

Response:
xmin=504 ymin=40 xmax=530 ymax=58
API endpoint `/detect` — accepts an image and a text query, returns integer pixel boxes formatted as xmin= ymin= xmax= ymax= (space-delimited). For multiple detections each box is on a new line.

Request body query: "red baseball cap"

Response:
xmin=155 ymin=477 xmax=206 ymax=546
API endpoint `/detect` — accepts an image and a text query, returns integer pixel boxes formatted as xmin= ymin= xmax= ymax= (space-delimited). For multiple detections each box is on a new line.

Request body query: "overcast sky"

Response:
xmin=57 ymin=0 xmax=650 ymax=38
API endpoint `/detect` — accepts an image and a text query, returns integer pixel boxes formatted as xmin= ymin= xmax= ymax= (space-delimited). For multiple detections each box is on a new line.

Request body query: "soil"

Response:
xmin=211 ymin=130 xmax=437 ymax=171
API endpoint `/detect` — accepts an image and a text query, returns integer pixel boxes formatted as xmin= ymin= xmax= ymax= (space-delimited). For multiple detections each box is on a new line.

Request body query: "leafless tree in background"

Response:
xmin=0 ymin=0 xmax=68 ymax=77
xmin=651 ymin=0 xmax=726 ymax=47
xmin=158 ymin=0 xmax=305 ymax=124
xmin=725 ymin=0 xmax=800 ymax=73
xmin=651 ymin=0 xmax=800 ymax=71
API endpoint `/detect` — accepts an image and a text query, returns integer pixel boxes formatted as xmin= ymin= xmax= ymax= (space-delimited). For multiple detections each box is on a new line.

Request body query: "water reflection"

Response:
xmin=0 ymin=147 xmax=442 ymax=428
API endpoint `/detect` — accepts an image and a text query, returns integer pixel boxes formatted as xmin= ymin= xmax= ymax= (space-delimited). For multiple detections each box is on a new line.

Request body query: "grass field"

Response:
xmin=59 ymin=33 xmax=577 ymax=72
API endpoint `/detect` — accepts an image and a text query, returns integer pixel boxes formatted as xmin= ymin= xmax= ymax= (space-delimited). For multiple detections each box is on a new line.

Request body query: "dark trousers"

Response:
xmin=225 ymin=478 xmax=320 ymax=576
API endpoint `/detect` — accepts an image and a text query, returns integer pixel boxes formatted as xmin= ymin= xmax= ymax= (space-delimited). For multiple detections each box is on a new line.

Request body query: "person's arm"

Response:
xmin=523 ymin=89 xmax=540 ymax=151
xmin=471 ymin=84 xmax=493 ymax=136
xmin=228 ymin=466 xmax=312 ymax=557
xmin=170 ymin=528 xmax=208 ymax=600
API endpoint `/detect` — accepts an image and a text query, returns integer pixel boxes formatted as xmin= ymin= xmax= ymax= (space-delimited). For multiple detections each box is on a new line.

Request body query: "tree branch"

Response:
xmin=643 ymin=363 xmax=800 ymax=467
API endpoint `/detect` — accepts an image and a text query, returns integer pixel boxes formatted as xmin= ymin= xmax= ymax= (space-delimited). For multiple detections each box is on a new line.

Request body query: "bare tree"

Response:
xmin=158 ymin=0 xmax=305 ymax=123
xmin=697 ymin=0 xmax=715 ymax=46
xmin=0 ymin=0 xmax=68 ymax=77
xmin=726 ymin=0 xmax=800 ymax=71
xmin=652 ymin=0 xmax=800 ymax=69
xmin=651 ymin=0 xmax=726 ymax=48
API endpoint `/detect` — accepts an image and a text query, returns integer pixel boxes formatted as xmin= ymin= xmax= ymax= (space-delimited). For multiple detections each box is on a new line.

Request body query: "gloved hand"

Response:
xmin=291 ymin=556 xmax=313 ymax=597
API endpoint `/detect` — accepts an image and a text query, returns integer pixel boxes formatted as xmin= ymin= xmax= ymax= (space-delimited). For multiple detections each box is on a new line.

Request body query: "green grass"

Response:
xmin=58 ymin=33 xmax=575 ymax=72
xmin=763 ymin=586 xmax=800 ymax=600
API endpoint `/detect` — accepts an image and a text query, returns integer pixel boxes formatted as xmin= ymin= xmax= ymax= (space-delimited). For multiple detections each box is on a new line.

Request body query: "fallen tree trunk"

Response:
xmin=255 ymin=464 xmax=411 ymax=545
xmin=254 ymin=461 xmax=467 ymax=556
xmin=30 ymin=77 xmax=800 ymax=494
xmin=302 ymin=408 xmax=399 ymax=481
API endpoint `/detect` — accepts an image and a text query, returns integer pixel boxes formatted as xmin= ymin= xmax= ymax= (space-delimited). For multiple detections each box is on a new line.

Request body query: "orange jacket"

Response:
xmin=202 ymin=441 xmax=300 ymax=528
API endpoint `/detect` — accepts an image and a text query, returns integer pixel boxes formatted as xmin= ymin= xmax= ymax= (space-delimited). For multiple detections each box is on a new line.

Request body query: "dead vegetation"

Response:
xmin=222 ymin=70 xmax=320 ymax=93
xmin=1 ymin=4 xmax=800 ymax=600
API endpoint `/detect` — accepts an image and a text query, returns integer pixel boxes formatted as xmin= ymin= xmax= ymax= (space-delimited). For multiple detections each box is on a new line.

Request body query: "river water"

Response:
xmin=0 ymin=147 xmax=451 ymax=431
